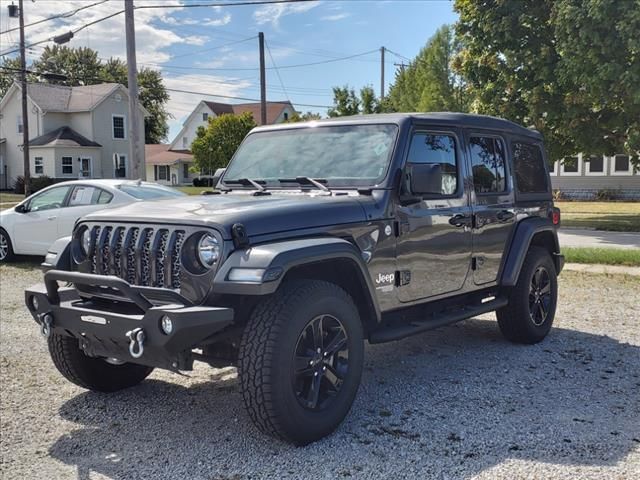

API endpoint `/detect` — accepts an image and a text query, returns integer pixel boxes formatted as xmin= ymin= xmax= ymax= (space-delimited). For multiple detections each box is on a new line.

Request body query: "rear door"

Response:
xmin=395 ymin=127 xmax=473 ymax=303
xmin=466 ymin=132 xmax=516 ymax=285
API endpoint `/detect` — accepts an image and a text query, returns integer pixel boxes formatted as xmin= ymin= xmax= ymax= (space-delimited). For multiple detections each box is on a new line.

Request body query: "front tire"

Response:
xmin=48 ymin=333 xmax=154 ymax=392
xmin=0 ymin=228 xmax=15 ymax=263
xmin=497 ymin=246 xmax=558 ymax=344
xmin=239 ymin=280 xmax=364 ymax=445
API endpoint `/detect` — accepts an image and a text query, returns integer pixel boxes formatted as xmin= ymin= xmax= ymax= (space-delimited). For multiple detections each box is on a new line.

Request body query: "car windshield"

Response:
xmin=223 ymin=124 xmax=399 ymax=188
xmin=118 ymin=184 xmax=186 ymax=200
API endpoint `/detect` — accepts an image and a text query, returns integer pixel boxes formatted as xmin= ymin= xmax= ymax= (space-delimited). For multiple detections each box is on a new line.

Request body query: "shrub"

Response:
xmin=13 ymin=176 xmax=25 ymax=194
xmin=595 ymin=188 xmax=621 ymax=201
xmin=552 ymin=189 xmax=564 ymax=201
xmin=31 ymin=176 xmax=55 ymax=192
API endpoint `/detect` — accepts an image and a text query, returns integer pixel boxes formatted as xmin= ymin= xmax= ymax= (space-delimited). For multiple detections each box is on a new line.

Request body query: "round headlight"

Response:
xmin=198 ymin=234 xmax=220 ymax=267
xmin=81 ymin=228 xmax=91 ymax=254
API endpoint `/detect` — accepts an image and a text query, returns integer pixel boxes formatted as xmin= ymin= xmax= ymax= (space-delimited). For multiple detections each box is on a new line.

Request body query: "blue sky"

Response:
xmin=0 ymin=0 xmax=458 ymax=140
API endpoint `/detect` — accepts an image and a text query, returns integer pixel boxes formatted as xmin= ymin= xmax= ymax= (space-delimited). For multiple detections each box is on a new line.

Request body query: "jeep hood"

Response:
xmin=83 ymin=192 xmax=371 ymax=239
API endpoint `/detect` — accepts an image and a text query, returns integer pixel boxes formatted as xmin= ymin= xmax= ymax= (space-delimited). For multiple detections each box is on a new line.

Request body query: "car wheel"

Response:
xmin=238 ymin=280 xmax=364 ymax=445
xmin=0 ymin=228 xmax=15 ymax=263
xmin=48 ymin=333 xmax=154 ymax=392
xmin=497 ymin=246 xmax=558 ymax=344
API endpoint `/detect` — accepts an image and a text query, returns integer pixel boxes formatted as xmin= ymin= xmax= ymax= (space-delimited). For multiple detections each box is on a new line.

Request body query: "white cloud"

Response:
xmin=183 ymin=35 xmax=209 ymax=46
xmin=253 ymin=1 xmax=320 ymax=27
xmin=202 ymin=13 xmax=232 ymax=27
xmin=321 ymin=13 xmax=349 ymax=21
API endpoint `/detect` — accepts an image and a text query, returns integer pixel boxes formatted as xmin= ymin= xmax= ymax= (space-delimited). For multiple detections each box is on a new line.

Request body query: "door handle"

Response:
xmin=449 ymin=214 xmax=470 ymax=228
xmin=47 ymin=216 xmax=57 ymax=221
xmin=496 ymin=210 xmax=515 ymax=222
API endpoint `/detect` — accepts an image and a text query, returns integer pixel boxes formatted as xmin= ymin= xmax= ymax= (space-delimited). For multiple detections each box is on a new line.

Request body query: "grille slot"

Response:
xmin=88 ymin=225 xmax=185 ymax=289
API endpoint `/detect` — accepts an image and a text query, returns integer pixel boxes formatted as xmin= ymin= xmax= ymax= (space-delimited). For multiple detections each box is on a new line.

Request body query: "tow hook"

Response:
xmin=126 ymin=328 xmax=146 ymax=359
xmin=40 ymin=313 xmax=53 ymax=338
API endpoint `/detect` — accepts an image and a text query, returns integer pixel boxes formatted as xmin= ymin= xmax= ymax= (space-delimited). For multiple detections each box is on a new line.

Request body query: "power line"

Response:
xmin=135 ymin=0 xmax=317 ymax=10
xmin=386 ymin=48 xmax=411 ymax=62
xmin=265 ymin=40 xmax=290 ymax=104
xmin=170 ymin=36 xmax=257 ymax=60
xmin=0 ymin=0 xmax=109 ymax=36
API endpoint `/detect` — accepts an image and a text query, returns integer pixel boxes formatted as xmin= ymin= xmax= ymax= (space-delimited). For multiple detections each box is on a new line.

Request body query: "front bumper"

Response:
xmin=25 ymin=270 xmax=234 ymax=371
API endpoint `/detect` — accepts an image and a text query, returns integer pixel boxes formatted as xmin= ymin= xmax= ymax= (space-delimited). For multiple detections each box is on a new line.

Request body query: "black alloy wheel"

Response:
xmin=529 ymin=266 xmax=552 ymax=326
xmin=293 ymin=314 xmax=349 ymax=411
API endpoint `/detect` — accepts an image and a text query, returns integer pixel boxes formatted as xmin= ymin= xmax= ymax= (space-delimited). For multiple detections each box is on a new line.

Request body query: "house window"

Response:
xmin=182 ymin=136 xmax=188 ymax=149
xmin=112 ymin=115 xmax=126 ymax=139
xmin=585 ymin=154 xmax=606 ymax=176
xmin=158 ymin=165 xmax=169 ymax=180
xmin=183 ymin=162 xmax=189 ymax=179
xmin=17 ymin=115 xmax=23 ymax=134
xmin=115 ymin=154 xmax=127 ymax=178
xmin=202 ymin=113 xmax=209 ymax=122
xmin=470 ymin=136 xmax=507 ymax=194
xmin=612 ymin=154 xmax=633 ymax=175
xmin=550 ymin=160 xmax=559 ymax=176
xmin=61 ymin=156 xmax=73 ymax=175
xmin=560 ymin=155 xmax=581 ymax=176
xmin=34 ymin=157 xmax=43 ymax=175
xmin=283 ymin=112 xmax=289 ymax=121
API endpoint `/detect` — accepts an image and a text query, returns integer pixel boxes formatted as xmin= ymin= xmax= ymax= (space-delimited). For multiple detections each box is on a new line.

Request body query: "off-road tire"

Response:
xmin=238 ymin=280 xmax=364 ymax=445
xmin=497 ymin=246 xmax=558 ymax=344
xmin=48 ymin=333 xmax=154 ymax=392
xmin=0 ymin=228 xmax=15 ymax=263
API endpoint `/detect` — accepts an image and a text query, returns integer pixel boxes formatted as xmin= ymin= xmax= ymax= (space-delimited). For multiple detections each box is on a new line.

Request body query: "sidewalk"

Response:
xmin=558 ymin=228 xmax=640 ymax=250
xmin=563 ymin=262 xmax=640 ymax=276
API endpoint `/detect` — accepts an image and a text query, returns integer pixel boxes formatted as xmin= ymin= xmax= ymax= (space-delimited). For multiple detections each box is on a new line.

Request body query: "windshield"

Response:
xmin=118 ymin=184 xmax=186 ymax=200
xmin=223 ymin=124 xmax=398 ymax=188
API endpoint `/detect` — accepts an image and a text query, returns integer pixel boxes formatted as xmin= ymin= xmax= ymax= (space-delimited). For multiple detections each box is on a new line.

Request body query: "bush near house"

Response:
xmin=13 ymin=176 xmax=56 ymax=194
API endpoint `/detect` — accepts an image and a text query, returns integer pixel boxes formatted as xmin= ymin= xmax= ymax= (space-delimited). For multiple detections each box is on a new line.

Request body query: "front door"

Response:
xmin=396 ymin=129 xmax=473 ymax=303
xmin=80 ymin=157 xmax=92 ymax=178
xmin=466 ymin=133 xmax=516 ymax=285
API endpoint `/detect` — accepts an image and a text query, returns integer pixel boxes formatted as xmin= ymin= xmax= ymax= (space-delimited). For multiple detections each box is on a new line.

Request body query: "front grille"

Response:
xmin=85 ymin=224 xmax=186 ymax=289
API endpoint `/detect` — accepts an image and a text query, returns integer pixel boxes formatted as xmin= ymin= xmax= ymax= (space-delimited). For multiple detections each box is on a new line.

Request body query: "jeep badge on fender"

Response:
xmin=25 ymin=113 xmax=563 ymax=445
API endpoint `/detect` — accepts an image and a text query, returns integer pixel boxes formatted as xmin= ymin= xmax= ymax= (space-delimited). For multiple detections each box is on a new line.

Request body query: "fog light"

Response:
xmin=228 ymin=268 xmax=265 ymax=282
xmin=160 ymin=315 xmax=173 ymax=335
xmin=30 ymin=295 xmax=39 ymax=311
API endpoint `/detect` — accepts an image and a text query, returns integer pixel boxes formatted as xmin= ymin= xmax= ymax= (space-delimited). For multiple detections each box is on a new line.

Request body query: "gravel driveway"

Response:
xmin=1 ymin=263 xmax=639 ymax=480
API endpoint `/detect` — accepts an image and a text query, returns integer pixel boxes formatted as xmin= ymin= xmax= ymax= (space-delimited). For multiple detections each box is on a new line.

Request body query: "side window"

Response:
xmin=406 ymin=133 xmax=458 ymax=195
xmin=69 ymin=186 xmax=114 ymax=206
xmin=113 ymin=115 xmax=126 ymax=139
xmin=512 ymin=142 xmax=549 ymax=193
xmin=469 ymin=136 xmax=506 ymax=194
xmin=28 ymin=186 xmax=71 ymax=212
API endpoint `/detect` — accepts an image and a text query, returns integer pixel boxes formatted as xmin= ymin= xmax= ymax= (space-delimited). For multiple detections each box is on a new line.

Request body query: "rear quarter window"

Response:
xmin=512 ymin=142 xmax=549 ymax=193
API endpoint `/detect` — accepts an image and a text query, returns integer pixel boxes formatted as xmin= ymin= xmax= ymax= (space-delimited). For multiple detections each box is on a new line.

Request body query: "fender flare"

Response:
xmin=213 ymin=237 xmax=381 ymax=320
xmin=500 ymin=217 xmax=561 ymax=287
xmin=42 ymin=236 xmax=72 ymax=272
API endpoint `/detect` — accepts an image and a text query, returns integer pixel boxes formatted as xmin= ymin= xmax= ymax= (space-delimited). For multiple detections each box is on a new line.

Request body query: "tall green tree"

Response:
xmin=386 ymin=25 xmax=469 ymax=113
xmin=284 ymin=111 xmax=323 ymax=123
xmin=327 ymin=85 xmax=382 ymax=117
xmin=360 ymin=86 xmax=381 ymax=114
xmin=454 ymin=0 xmax=640 ymax=159
xmin=191 ymin=112 xmax=256 ymax=174
xmin=32 ymin=45 xmax=102 ymax=86
xmin=0 ymin=57 xmax=26 ymax=99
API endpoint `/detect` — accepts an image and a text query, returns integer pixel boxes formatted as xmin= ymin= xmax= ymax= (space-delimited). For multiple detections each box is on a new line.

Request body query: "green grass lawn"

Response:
xmin=556 ymin=201 xmax=640 ymax=232
xmin=0 ymin=192 xmax=23 ymax=203
xmin=563 ymin=247 xmax=640 ymax=267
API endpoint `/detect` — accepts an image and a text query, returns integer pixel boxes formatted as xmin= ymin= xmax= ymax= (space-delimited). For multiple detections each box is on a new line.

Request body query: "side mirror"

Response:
xmin=14 ymin=204 xmax=27 ymax=214
xmin=212 ymin=168 xmax=226 ymax=187
xmin=408 ymin=163 xmax=442 ymax=195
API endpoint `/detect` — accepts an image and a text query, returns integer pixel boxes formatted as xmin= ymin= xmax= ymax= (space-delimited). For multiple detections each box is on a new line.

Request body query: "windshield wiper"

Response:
xmin=278 ymin=177 xmax=329 ymax=192
xmin=224 ymin=178 xmax=269 ymax=195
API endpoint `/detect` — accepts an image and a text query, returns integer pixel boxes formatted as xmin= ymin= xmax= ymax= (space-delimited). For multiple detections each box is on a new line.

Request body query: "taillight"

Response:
xmin=550 ymin=207 xmax=561 ymax=226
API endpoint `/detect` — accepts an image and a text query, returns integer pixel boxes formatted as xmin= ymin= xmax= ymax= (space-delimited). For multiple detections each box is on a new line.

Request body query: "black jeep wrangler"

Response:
xmin=25 ymin=113 xmax=563 ymax=445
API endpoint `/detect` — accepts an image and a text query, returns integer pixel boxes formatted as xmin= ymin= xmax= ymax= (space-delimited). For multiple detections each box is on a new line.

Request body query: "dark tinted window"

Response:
xmin=587 ymin=155 xmax=604 ymax=172
xmin=513 ymin=142 xmax=549 ymax=193
xmin=407 ymin=133 xmax=458 ymax=195
xmin=470 ymin=136 xmax=506 ymax=193
xmin=614 ymin=155 xmax=630 ymax=172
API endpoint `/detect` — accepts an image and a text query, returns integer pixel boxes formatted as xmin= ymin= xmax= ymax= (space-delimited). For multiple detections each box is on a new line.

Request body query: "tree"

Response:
xmin=0 ymin=57 xmax=26 ymax=99
xmin=284 ymin=111 xmax=323 ymax=123
xmin=386 ymin=25 xmax=469 ymax=113
xmin=191 ymin=112 xmax=256 ymax=174
xmin=327 ymin=85 xmax=382 ymax=117
xmin=360 ymin=86 xmax=381 ymax=114
xmin=32 ymin=45 xmax=102 ymax=86
xmin=454 ymin=0 xmax=640 ymax=159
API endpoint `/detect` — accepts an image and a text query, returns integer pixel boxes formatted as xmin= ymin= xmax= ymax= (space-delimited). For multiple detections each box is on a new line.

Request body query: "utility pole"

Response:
xmin=380 ymin=46 xmax=385 ymax=101
xmin=124 ymin=0 xmax=144 ymax=180
xmin=18 ymin=0 xmax=31 ymax=196
xmin=258 ymin=32 xmax=267 ymax=126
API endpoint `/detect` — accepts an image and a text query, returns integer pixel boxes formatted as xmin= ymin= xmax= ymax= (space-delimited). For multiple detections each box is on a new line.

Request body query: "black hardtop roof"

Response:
xmin=254 ymin=112 xmax=542 ymax=139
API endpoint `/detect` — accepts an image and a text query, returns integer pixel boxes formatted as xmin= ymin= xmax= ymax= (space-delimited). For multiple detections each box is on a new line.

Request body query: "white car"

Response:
xmin=0 ymin=179 xmax=186 ymax=262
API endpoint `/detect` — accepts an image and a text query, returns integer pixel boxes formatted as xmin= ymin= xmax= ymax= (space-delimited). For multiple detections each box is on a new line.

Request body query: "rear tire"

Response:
xmin=0 ymin=228 xmax=15 ymax=263
xmin=497 ymin=246 xmax=558 ymax=344
xmin=48 ymin=333 xmax=154 ymax=392
xmin=238 ymin=280 xmax=364 ymax=445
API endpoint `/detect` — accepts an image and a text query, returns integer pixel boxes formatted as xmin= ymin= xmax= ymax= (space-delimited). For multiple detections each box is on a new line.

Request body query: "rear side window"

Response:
xmin=512 ymin=142 xmax=549 ymax=193
xmin=469 ymin=136 xmax=507 ymax=194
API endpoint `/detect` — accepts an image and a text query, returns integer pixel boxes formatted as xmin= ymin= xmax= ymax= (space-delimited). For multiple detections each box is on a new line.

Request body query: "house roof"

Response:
xmin=145 ymin=144 xmax=194 ymax=165
xmin=204 ymin=100 xmax=294 ymax=126
xmin=29 ymin=126 xmax=102 ymax=147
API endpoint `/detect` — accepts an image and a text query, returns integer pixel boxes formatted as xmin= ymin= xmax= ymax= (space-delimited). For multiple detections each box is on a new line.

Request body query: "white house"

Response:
xmin=145 ymin=144 xmax=194 ymax=186
xmin=170 ymin=100 xmax=296 ymax=152
xmin=0 ymin=82 xmax=147 ymax=188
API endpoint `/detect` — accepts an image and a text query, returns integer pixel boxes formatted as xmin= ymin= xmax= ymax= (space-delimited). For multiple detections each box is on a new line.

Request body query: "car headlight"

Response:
xmin=198 ymin=233 xmax=220 ymax=267
xmin=81 ymin=227 xmax=91 ymax=254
